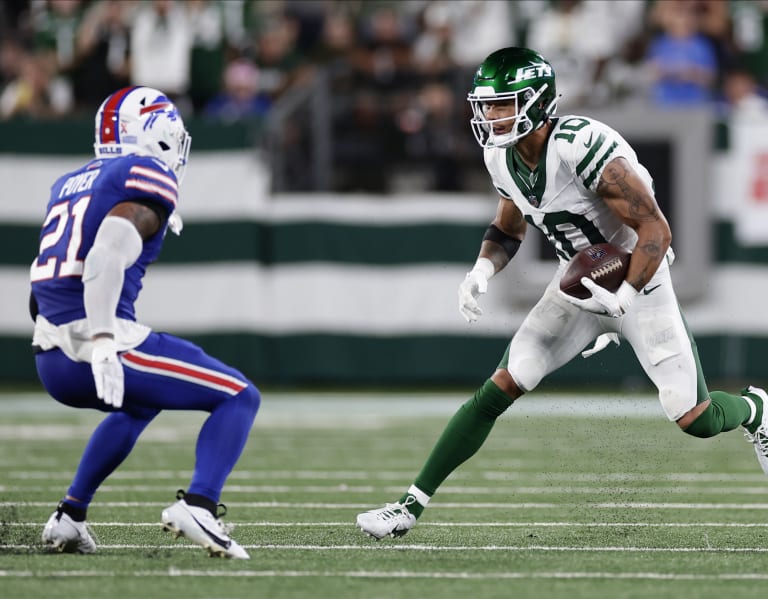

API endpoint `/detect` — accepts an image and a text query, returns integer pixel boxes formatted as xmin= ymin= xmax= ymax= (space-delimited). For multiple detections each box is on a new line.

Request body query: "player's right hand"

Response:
xmin=560 ymin=277 xmax=637 ymax=318
xmin=91 ymin=337 xmax=124 ymax=408
xmin=458 ymin=270 xmax=489 ymax=322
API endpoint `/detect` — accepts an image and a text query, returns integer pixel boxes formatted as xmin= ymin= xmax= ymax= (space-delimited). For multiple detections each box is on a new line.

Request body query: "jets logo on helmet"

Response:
xmin=468 ymin=48 xmax=559 ymax=149
xmin=509 ymin=62 xmax=553 ymax=84
xmin=94 ymin=86 xmax=191 ymax=182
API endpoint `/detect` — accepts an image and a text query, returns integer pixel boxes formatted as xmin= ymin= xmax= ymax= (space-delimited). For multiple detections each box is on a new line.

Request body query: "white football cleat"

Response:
xmin=743 ymin=386 xmax=768 ymax=475
xmin=41 ymin=507 xmax=97 ymax=554
xmin=161 ymin=496 xmax=249 ymax=559
xmin=356 ymin=500 xmax=416 ymax=540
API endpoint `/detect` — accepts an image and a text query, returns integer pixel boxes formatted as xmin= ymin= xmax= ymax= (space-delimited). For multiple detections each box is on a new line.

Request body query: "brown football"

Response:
xmin=559 ymin=243 xmax=631 ymax=299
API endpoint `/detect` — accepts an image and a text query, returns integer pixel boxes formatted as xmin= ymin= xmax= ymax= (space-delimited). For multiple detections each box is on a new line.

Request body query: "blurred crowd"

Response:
xmin=2 ymin=0 xmax=768 ymax=190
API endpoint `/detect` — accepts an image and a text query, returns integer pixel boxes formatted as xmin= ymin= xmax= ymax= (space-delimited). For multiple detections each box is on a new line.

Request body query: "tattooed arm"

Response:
xmin=597 ymin=157 xmax=672 ymax=291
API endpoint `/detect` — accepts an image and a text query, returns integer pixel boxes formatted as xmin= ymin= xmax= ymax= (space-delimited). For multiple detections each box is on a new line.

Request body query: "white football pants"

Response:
xmin=505 ymin=260 xmax=701 ymax=421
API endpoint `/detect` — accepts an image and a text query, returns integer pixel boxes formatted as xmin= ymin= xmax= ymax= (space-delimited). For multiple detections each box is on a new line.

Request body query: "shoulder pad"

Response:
xmin=122 ymin=155 xmax=179 ymax=209
xmin=552 ymin=116 xmax=621 ymax=189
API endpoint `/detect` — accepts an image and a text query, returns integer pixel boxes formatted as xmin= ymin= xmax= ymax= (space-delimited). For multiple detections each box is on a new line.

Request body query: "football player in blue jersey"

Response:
xmin=356 ymin=47 xmax=768 ymax=540
xmin=31 ymin=86 xmax=260 ymax=558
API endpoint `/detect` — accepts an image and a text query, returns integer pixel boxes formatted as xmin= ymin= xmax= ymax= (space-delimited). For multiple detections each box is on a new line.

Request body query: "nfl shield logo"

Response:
xmin=585 ymin=246 xmax=607 ymax=261
xmin=527 ymin=195 xmax=539 ymax=207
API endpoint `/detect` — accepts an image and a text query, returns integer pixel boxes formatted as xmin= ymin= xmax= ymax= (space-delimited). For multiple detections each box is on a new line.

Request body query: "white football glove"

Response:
xmin=581 ymin=332 xmax=620 ymax=358
xmin=560 ymin=278 xmax=638 ymax=318
xmin=458 ymin=258 xmax=495 ymax=322
xmin=91 ymin=337 xmax=124 ymax=408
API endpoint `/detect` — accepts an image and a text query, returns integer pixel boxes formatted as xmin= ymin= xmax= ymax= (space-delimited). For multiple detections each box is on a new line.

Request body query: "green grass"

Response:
xmin=1 ymin=390 xmax=767 ymax=599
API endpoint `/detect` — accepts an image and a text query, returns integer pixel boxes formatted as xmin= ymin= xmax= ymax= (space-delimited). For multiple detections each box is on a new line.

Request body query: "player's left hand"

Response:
xmin=458 ymin=271 xmax=488 ymax=322
xmin=560 ymin=278 xmax=637 ymax=318
xmin=458 ymin=257 xmax=495 ymax=322
xmin=91 ymin=337 xmax=124 ymax=408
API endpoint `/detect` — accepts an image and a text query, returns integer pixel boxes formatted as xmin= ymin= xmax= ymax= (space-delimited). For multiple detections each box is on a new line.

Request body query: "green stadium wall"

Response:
xmin=1 ymin=117 xmax=767 ymax=390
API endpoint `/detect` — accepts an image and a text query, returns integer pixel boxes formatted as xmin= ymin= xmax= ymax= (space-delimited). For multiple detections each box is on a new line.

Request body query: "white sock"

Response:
xmin=407 ymin=484 xmax=431 ymax=506
xmin=743 ymin=395 xmax=757 ymax=426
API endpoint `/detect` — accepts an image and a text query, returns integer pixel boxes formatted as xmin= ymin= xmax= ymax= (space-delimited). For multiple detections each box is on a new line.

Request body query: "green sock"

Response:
xmin=397 ymin=493 xmax=425 ymax=518
xmin=685 ymin=391 xmax=753 ymax=438
xmin=407 ymin=380 xmax=514 ymax=509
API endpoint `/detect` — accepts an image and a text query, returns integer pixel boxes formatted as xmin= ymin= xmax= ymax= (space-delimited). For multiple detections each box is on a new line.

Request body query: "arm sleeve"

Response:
xmin=82 ymin=216 xmax=143 ymax=337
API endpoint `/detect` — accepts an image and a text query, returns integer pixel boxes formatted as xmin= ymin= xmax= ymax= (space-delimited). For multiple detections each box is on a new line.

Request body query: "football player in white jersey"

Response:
xmin=356 ymin=47 xmax=768 ymax=540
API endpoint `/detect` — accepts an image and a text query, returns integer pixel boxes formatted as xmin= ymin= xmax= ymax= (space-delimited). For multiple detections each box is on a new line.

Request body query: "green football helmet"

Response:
xmin=468 ymin=47 xmax=559 ymax=148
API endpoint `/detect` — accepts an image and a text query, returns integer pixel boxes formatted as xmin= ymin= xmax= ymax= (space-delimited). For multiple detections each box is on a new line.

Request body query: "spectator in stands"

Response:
xmin=695 ymin=0 xmax=736 ymax=84
xmin=398 ymin=80 xmax=468 ymax=191
xmin=413 ymin=0 xmax=513 ymax=75
xmin=251 ymin=13 xmax=307 ymax=101
xmin=0 ymin=35 xmax=26 ymax=92
xmin=353 ymin=5 xmax=416 ymax=93
xmin=720 ymin=66 xmax=768 ymax=120
xmin=645 ymin=0 xmax=718 ymax=107
xmin=310 ymin=10 xmax=357 ymax=75
xmin=730 ymin=0 xmax=768 ymax=89
xmin=130 ymin=0 xmax=192 ymax=110
xmin=309 ymin=9 xmax=361 ymax=150
xmin=72 ymin=0 xmax=132 ymax=112
xmin=186 ymin=0 xmax=240 ymax=114
xmin=527 ymin=0 xmax=645 ymax=108
xmin=30 ymin=0 xmax=85 ymax=74
xmin=0 ymin=48 xmax=73 ymax=119
xmin=203 ymin=57 xmax=270 ymax=123
xmin=333 ymin=90 xmax=401 ymax=192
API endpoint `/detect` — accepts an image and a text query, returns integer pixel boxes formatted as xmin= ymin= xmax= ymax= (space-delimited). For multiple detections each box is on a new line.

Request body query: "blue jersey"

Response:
xmin=30 ymin=154 xmax=178 ymax=326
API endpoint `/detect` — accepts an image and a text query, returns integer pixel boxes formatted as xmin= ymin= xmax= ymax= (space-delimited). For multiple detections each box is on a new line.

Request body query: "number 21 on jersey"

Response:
xmin=30 ymin=195 xmax=91 ymax=282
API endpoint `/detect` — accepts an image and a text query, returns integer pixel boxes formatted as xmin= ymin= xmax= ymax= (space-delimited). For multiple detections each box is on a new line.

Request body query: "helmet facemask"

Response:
xmin=94 ymin=87 xmax=192 ymax=183
xmin=468 ymin=82 xmax=557 ymax=149
xmin=467 ymin=47 xmax=559 ymax=149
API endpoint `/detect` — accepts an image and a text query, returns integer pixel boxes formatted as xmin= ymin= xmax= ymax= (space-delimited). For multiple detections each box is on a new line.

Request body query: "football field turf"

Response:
xmin=1 ymin=389 xmax=766 ymax=599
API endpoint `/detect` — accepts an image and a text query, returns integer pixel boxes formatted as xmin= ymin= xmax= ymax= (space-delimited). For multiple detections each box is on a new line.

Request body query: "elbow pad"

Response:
xmin=83 ymin=216 xmax=143 ymax=337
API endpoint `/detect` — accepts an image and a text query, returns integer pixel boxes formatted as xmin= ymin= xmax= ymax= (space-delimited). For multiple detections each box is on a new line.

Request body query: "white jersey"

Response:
xmin=483 ymin=115 xmax=655 ymax=265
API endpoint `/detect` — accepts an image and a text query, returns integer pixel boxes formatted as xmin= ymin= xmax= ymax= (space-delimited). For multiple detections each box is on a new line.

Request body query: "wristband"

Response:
xmin=470 ymin=257 xmax=495 ymax=280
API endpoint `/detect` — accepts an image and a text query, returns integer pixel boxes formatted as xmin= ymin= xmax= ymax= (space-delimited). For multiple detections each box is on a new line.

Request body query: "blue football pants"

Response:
xmin=35 ymin=331 xmax=261 ymax=506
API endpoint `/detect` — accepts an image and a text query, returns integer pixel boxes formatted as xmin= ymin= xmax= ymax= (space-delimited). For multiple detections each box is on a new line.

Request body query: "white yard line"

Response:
xmin=1 ymin=568 xmax=768 ymax=581
xmin=5 ymin=501 xmax=768 ymax=509
xmin=3 ymin=543 xmax=768 ymax=554
xmin=8 ymin=521 xmax=768 ymax=528
xmin=6 ymin=470 xmax=768 ymax=482
xmin=3 ymin=484 xmax=768 ymax=495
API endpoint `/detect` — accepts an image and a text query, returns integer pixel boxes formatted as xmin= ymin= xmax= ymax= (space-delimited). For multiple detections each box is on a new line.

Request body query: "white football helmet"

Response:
xmin=94 ymin=86 xmax=191 ymax=182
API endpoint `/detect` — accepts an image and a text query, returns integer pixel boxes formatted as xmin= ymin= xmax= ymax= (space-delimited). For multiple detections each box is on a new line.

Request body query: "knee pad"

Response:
xmin=659 ymin=387 xmax=696 ymax=422
xmin=507 ymin=357 xmax=546 ymax=393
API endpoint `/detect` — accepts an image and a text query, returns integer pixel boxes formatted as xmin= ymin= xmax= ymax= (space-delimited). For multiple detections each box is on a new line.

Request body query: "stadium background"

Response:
xmin=1 ymin=0 xmax=768 ymax=389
